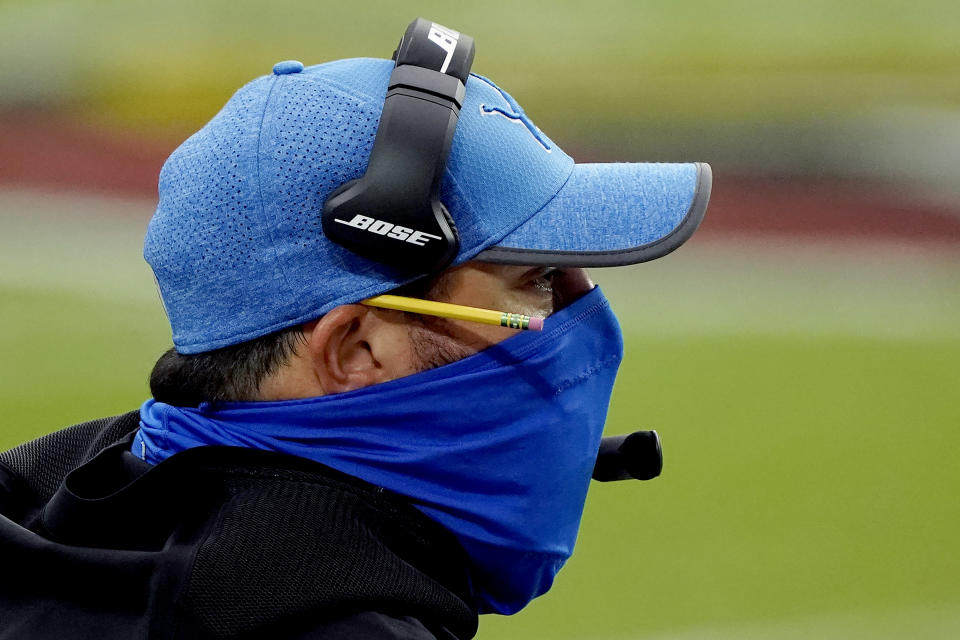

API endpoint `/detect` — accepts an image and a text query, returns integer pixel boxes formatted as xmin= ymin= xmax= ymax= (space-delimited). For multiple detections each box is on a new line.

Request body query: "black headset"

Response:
xmin=321 ymin=18 xmax=475 ymax=274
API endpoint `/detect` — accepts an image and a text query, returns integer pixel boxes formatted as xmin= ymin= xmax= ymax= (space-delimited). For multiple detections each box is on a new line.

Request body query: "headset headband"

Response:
xmin=322 ymin=18 xmax=476 ymax=274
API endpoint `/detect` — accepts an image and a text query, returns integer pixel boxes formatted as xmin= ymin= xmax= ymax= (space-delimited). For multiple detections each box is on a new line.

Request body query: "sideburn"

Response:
xmin=407 ymin=316 xmax=479 ymax=372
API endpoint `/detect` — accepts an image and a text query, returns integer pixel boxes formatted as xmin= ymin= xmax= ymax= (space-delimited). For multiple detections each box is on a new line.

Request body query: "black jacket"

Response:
xmin=0 ymin=412 xmax=478 ymax=639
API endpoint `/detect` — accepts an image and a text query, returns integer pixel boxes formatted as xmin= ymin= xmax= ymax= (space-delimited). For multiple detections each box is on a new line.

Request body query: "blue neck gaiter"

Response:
xmin=133 ymin=285 xmax=623 ymax=614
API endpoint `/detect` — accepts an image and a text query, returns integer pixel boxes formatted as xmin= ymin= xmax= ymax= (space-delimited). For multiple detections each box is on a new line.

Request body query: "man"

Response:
xmin=0 ymin=20 xmax=710 ymax=640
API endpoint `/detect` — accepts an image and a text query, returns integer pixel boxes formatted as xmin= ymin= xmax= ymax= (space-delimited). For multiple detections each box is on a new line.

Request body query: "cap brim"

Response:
xmin=476 ymin=162 xmax=711 ymax=266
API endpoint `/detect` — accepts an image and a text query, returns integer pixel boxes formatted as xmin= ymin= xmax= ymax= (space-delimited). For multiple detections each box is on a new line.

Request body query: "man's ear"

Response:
xmin=302 ymin=304 xmax=415 ymax=395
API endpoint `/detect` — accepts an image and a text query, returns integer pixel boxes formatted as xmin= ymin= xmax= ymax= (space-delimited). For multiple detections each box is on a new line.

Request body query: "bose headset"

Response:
xmin=321 ymin=18 xmax=475 ymax=275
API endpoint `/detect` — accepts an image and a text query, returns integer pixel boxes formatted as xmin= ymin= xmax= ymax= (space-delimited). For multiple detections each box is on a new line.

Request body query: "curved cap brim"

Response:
xmin=476 ymin=162 xmax=711 ymax=266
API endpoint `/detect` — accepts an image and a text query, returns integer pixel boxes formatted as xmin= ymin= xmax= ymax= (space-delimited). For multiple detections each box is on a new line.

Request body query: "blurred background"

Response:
xmin=1 ymin=0 xmax=958 ymax=637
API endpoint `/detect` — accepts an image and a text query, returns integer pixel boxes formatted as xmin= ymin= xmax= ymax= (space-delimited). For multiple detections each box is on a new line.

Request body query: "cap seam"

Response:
xmin=254 ymin=74 xmax=298 ymax=314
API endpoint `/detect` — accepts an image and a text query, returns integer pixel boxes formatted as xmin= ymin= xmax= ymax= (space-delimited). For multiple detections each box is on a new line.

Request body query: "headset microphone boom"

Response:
xmin=593 ymin=431 xmax=663 ymax=482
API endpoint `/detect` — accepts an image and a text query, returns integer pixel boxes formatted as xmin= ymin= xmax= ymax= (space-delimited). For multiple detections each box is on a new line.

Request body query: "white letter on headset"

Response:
xmin=387 ymin=225 xmax=413 ymax=241
xmin=427 ymin=23 xmax=459 ymax=74
xmin=367 ymin=220 xmax=394 ymax=235
xmin=334 ymin=214 xmax=374 ymax=230
xmin=406 ymin=230 xmax=442 ymax=247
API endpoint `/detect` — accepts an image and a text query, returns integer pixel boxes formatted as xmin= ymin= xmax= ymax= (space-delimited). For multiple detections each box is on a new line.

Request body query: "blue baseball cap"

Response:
xmin=145 ymin=57 xmax=711 ymax=354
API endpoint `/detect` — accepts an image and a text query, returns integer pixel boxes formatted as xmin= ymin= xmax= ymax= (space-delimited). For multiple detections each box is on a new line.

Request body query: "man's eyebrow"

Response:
xmin=518 ymin=266 xmax=552 ymax=282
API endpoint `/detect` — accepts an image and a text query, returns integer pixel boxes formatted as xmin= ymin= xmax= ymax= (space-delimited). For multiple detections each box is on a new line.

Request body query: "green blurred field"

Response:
xmin=1 ymin=190 xmax=958 ymax=638
xmin=3 ymin=0 xmax=959 ymax=144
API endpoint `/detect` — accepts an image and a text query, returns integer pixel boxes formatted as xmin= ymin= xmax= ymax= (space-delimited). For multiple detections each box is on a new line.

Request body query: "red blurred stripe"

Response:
xmin=2 ymin=113 xmax=959 ymax=244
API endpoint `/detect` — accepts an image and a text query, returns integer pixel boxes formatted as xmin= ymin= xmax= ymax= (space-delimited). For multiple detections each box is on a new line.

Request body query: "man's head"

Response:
xmin=144 ymin=40 xmax=710 ymax=401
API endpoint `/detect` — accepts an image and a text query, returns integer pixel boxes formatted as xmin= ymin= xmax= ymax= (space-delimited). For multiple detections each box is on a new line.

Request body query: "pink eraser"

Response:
xmin=528 ymin=316 xmax=544 ymax=331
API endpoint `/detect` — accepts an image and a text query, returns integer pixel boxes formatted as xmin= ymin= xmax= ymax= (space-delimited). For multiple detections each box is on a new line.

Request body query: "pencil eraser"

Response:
xmin=529 ymin=317 xmax=544 ymax=331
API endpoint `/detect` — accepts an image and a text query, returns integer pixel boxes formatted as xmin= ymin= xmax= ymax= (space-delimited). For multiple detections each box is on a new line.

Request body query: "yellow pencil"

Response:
xmin=361 ymin=295 xmax=545 ymax=331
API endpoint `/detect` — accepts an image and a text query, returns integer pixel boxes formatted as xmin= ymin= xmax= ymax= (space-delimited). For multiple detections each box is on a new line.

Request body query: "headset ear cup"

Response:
xmin=321 ymin=19 xmax=473 ymax=274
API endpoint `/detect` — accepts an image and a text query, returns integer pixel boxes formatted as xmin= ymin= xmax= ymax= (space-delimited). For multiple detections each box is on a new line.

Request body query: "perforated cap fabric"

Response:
xmin=145 ymin=57 xmax=711 ymax=353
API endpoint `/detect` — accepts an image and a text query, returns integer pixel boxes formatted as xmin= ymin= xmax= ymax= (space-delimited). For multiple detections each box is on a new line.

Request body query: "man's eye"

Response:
xmin=531 ymin=269 xmax=559 ymax=292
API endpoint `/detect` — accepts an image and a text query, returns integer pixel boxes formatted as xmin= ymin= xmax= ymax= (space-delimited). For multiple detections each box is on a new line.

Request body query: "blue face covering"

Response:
xmin=133 ymin=285 xmax=623 ymax=614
